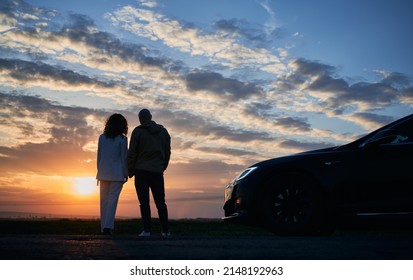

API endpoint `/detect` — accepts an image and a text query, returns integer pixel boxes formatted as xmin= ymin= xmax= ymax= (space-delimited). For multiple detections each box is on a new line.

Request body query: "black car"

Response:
xmin=223 ymin=114 xmax=413 ymax=235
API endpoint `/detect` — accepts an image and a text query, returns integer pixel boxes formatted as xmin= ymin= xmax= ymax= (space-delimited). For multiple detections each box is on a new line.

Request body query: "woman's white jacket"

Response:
xmin=96 ymin=134 xmax=128 ymax=182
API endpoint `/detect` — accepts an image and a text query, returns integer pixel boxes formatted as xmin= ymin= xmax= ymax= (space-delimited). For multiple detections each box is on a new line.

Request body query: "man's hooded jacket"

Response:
xmin=127 ymin=120 xmax=171 ymax=175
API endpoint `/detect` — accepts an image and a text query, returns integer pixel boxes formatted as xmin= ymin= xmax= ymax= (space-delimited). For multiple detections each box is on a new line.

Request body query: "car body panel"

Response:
xmin=223 ymin=114 xmax=413 ymax=232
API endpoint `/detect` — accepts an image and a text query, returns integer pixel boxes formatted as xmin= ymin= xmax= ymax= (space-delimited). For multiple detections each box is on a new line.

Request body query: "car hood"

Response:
xmin=251 ymin=146 xmax=341 ymax=168
xmin=295 ymin=146 xmax=340 ymax=156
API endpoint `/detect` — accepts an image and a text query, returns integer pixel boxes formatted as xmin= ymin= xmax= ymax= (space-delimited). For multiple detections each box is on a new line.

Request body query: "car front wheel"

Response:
xmin=264 ymin=173 xmax=326 ymax=235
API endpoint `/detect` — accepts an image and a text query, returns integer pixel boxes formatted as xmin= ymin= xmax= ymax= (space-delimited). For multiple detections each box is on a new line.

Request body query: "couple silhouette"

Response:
xmin=96 ymin=109 xmax=171 ymax=237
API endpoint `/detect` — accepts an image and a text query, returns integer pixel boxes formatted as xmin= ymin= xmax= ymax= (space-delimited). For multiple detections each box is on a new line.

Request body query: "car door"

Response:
xmin=333 ymin=118 xmax=413 ymax=214
xmin=356 ymin=142 xmax=413 ymax=213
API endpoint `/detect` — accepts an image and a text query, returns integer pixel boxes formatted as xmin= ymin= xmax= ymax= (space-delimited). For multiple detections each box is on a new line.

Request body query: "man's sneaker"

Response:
xmin=162 ymin=232 xmax=171 ymax=238
xmin=137 ymin=231 xmax=151 ymax=237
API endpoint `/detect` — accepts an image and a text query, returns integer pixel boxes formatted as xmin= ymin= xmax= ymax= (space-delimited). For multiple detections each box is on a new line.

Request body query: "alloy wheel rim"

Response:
xmin=273 ymin=185 xmax=313 ymax=225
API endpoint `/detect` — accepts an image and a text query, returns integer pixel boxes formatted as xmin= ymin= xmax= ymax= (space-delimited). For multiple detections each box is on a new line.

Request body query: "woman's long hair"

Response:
xmin=103 ymin=114 xmax=128 ymax=138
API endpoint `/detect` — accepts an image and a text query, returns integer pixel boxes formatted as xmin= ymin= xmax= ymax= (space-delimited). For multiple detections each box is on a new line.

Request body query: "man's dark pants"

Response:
xmin=134 ymin=169 xmax=169 ymax=233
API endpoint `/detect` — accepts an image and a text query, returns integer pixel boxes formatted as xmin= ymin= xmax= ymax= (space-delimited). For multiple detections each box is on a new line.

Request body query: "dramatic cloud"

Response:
xmin=287 ymin=58 xmax=411 ymax=116
xmin=0 ymin=93 xmax=104 ymax=176
xmin=154 ymin=109 xmax=274 ymax=143
xmin=106 ymin=4 xmax=286 ymax=73
xmin=275 ymin=116 xmax=311 ymax=132
xmin=213 ymin=18 xmax=280 ymax=44
xmin=0 ymin=58 xmax=115 ymax=89
xmin=185 ymin=71 xmax=263 ymax=101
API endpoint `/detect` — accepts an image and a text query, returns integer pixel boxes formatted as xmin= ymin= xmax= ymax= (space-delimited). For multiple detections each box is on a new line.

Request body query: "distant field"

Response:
xmin=0 ymin=218 xmax=272 ymax=236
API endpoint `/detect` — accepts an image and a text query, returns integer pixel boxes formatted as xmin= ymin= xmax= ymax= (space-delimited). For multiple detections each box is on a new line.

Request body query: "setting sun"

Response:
xmin=73 ymin=177 xmax=98 ymax=195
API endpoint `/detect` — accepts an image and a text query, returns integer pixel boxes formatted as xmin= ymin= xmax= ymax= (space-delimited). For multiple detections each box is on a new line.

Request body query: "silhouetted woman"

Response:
xmin=96 ymin=113 xmax=128 ymax=235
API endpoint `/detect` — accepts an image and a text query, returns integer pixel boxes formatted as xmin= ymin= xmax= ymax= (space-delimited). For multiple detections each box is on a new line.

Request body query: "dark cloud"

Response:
xmin=306 ymin=75 xmax=348 ymax=93
xmin=59 ymin=14 xmax=167 ymax=66
xmin=1 ymin=93 xmax=57 ymax=140
xmin=65 ymin=13 xmax=95 ymax=32
xmin=246 ymin=102 xmax=273 ymax=112
xmin=401 ymin=87 xmax=413 ymax=100
xmin=185 ymin=71 xmax=263 ymax=100
xmin=214 ymin=18 xmax=270 ymax=43
xmin=274 ymin=58 xmax=338 ymax=93
xmin=275 ymin=117 xmax=311 ymax=132
xmin=293 ymin=58 xmax=335 ymax=77
xmin=352 ymin=112 xmax=396 ymax=126
xmin=275 ymin=73 xmax=307 ymax=91
xmin=242 ymin=101 xmax=276 ymax=120
xmin=57 ymin=13 xmax=184 ymax=71
xmin=311 ymin=80 xmax=399 ymax=111
xmin=0 ymin=0 xmax=47 ymax=21
xmin=342 ymin=82 xmax=398 ymax=105
xmin=197 ymin=146 xmax=259 ymax=157
xmin=290 ymin=58 xmax=408 ymax=111
xmin=243 ymin=104 xmax=312 ymax=132
xmin=0 ymin=58 xmax=115 ymax=88
xmin=154 ymin=109 xmax=274 ymax=143
xmin=380 ymin=72 xmax=412 ymax=87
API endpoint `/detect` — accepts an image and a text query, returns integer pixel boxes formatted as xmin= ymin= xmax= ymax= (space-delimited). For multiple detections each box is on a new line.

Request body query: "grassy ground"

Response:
xmin=0 ymin=218 xmax=272 ymax=236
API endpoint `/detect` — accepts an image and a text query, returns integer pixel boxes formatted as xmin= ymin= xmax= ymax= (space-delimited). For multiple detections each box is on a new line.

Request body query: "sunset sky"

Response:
xmin=1 ymin=0 xmax=412 ymax=219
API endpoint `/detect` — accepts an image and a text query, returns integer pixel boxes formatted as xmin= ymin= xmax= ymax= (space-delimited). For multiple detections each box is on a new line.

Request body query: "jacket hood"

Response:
xmin=138 ymin=120 xmax=164 ymax=134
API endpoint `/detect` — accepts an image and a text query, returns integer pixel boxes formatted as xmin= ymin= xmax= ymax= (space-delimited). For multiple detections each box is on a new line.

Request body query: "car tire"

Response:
xmin=263 ymin=172 xmax=328 ymax=235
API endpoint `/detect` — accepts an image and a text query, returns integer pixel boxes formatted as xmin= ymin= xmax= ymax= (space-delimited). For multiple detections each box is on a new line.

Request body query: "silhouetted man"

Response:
xmin=127 ymin=109 xmax=171 ymax=237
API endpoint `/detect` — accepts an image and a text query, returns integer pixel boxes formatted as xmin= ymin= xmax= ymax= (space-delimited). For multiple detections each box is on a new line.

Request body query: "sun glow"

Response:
xmin=73 ymin=177 xmax=98 ymax=195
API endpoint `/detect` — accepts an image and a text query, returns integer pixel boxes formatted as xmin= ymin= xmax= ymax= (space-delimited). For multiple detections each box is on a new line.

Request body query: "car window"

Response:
xmin=360 ymin=117 xmax=413 ymax=148
xmin=389 ymin=118 xmax=413 ymax=144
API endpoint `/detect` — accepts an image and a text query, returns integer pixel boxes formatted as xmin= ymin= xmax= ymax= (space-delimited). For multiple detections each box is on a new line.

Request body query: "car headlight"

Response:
xmin=235 ymin=167 xmax=257 ymax=181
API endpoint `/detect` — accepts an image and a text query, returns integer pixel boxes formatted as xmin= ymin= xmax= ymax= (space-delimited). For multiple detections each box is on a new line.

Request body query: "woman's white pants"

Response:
xmin=99 ymin=180 xmax=123 ymax=232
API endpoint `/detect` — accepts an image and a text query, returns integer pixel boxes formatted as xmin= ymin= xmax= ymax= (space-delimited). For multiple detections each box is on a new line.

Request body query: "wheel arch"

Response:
xmin=256 ymin=164 xmax=333 ymax=201
xmin=254 ymin=167 xmax=334 ymax=235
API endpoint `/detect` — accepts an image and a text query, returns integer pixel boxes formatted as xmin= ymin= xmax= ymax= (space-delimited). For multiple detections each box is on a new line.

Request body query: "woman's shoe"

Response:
xmin=137 ymin=231 xmax=151 ymax=237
